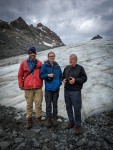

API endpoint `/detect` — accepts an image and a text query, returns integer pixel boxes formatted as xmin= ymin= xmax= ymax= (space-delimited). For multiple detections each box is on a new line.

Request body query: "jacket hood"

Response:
xmin=45 ymin=60 xmax=58 ymax=67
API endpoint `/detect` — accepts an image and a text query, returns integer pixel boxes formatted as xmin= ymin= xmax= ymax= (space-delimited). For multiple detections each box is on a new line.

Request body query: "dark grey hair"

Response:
xmin=69 ymin=54 xmax=78 ymax=61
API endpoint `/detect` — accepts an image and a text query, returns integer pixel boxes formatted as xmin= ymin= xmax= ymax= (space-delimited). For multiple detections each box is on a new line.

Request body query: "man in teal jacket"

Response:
xmin=40 ymin=51 xmax=62 ymax=128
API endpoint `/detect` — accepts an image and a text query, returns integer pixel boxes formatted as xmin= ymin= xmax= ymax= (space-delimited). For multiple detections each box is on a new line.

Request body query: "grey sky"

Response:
xmin=0 ymin=0 xmax=113 ymax=44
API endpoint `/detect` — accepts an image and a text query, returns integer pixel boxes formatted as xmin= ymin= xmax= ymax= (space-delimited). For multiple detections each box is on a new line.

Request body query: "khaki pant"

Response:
xmin=25 ymin=88 xmax=43 ymax=119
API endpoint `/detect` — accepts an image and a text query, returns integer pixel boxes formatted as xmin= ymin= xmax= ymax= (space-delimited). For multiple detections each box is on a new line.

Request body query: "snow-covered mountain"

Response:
xmin=0 ymin=37 xmax=113 ymax=120
xmin=0 ymin=17 xmax=64 ymax=59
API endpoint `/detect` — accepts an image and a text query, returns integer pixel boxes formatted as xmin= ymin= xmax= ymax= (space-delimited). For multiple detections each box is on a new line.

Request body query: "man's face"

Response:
xmin=69 ymin=56 xmax=77 ymax=66
xmin=29 ymin=52 xmax=36 ymax=60
xmin=48 ymin=54 xmax=55 ymax=63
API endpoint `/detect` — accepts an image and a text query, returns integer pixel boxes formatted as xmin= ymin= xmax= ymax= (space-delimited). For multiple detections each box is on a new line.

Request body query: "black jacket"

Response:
xmin=63 ymin=64 xmax=87 ymax=91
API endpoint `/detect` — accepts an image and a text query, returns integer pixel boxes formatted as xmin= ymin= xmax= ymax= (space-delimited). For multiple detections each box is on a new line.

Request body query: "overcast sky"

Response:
xmin=0 ymin=0 xmax=113 ymax=44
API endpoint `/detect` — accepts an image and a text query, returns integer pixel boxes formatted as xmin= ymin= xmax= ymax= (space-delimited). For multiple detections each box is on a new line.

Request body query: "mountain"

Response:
xmin=0 ymin=17 xmax=64 ymax=59
xmin=91 ymin=34 xmax=103 ymax=40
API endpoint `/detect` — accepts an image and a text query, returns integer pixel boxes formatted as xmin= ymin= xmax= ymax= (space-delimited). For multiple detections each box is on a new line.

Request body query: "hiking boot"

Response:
xmin=74 ymin=126 xmax=81 ymax=135
xmin=65 ymin=123 xmax=74 ymax=129
xmin=26 ymin=118 xmax=32 ymax=129
xmin=52 ymin=117 xmax=58 ymax=127
xmin=46 ymin=118 xmax=52 ymax=128
xmin=37 ymin=116 xmax=43 ymax=126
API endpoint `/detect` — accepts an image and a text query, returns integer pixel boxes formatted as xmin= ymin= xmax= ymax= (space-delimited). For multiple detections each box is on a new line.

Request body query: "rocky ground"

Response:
xmin=0 ymin=105 xmax=113 ymax=150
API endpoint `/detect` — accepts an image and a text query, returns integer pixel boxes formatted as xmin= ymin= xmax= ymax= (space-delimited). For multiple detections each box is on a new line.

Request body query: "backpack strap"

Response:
xmin=23 ymin=59 xmax=38 ymax=79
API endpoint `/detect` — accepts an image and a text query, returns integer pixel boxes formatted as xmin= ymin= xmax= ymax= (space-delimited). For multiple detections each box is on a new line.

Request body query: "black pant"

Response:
xmin=65 ymin=89 xmax=82 ymax=127
xmin=45 ymin=91 xmax=59 ymax=119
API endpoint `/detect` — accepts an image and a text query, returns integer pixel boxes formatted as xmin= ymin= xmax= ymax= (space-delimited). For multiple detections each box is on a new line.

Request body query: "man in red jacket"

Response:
xmin=18 ymin=47 xmax=43 ymax=129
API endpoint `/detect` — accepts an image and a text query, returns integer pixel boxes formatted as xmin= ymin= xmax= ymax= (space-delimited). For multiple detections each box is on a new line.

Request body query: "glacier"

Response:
xmin=0 ymin=37 xmax=113 ymax=120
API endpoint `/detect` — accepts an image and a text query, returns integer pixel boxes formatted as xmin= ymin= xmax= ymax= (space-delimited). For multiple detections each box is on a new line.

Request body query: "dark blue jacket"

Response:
xmin=40 ymin=60 xmax=62 ymax=91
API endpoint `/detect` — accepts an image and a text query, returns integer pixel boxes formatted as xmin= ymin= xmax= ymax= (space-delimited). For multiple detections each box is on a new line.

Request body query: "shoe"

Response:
xmin=52 ymin=117 xmax=58 ymax=127
xmin=26 ymin=118 xmax=32 ymax=129
xmin=74 ymin=126 xmax=81 ymax=135
xmin=65 ymin=123 xmax=74 ymax=129
xmin=46 ymin=118 xmax=52 ymax=128
xmin=37 ymin=116 xmax=43 ymax=126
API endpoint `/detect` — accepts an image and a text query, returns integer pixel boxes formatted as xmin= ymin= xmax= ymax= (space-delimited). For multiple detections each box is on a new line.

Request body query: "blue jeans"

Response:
xmin=64 ymin=89 xmax=82 ymax=127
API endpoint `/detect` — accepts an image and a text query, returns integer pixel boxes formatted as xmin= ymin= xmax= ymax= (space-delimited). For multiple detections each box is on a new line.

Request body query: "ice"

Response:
xmin=43 ymin=41 xmax=53 ymax=47
xmin=0 ymin=37 xmax=113 ymax=119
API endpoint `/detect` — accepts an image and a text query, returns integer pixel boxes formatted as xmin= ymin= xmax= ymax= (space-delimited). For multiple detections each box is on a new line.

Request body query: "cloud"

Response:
xmin=0 ymin=0 xmax=113 ymax=44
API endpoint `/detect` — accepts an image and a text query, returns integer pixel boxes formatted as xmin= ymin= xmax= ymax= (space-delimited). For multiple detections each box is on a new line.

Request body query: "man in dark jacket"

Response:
xmin=63 ymin=54 xmax=87 ymax=134
xmin=40 ymin=51 xmax=62 ymax=128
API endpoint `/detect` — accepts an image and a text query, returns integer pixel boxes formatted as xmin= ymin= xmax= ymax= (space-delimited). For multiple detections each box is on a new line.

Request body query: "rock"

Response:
xmin=0 ymin=141 xmax=10 ymax=150
xmin=52 ymin=134 xmax=58 ymax=141
xmin=85 ymin=117 xmax=96 ymax=125
xmin=13 ymin=131 xmax=18 ymax=137
xmin=14 ymin=138 xmax=24 ymax=144
xmin=69 ymin=144 xmax=74 ymax=149
xmin=57 ymin=118 xmax=62 ymax=122
xmin=0 ymin=127 xmax=4 ymax=136
xmin=10 ymin=17 xmax=31 ymax=31
xmin=104 ymin=137 xmax=113 ymax=144
xmin=88 ymin=141 xmax=94 ymax=147
xmin=96 ymin=141 xmax=101 ymax=147
xmin=103 ymin=141 xmax=109 ymax=150
xmin=44 ymin=139 xmax=50 ymax=143
xmin=32 ymin=139 xmax=41 ymax=148
xmin=76 ymin=138 xmax=88 ymax=146
xmin=16 ymin=142 xmax=25 ymax=150
xmin=55 ymin=143 xmax=65 ymax=150
xmin=33 ymin=129 xmax=42 ymax=134
xmin=0 ymin=20 xmax=11 ymax=30
xmin=91 ymin=34 xmax=103 ymax=40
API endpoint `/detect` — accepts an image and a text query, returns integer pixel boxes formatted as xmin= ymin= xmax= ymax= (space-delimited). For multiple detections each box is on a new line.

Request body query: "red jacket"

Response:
xmin=18 ymin=59 xmax=43 ymax=89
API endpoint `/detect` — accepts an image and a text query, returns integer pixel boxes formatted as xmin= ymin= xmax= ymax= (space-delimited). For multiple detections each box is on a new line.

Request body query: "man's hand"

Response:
xmin=63 ymin=79 xmax=67 ymax=84
xmin=48 ymin=73 xmax=54 ymax=77
xmin=20 ymin=87 xmax=24 ymax=90
xmin=69 ymin=77 xmax=75 ymax=84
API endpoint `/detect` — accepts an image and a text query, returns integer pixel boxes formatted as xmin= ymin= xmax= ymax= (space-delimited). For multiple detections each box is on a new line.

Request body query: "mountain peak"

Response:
xmin=36 ymin=23 xmax=43 ymax=28
xmin=10 ymin=17 xmax=30 ymax=31
xmin=0 ymin=20 xmax=11 ymax=30
xmin=91 ymin=34 xmax=103 ymax=40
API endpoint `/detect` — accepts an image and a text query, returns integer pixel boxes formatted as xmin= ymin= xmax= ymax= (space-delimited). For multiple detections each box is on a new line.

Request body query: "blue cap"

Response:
xmin=28 ymin=47 xmax=36 ymax=54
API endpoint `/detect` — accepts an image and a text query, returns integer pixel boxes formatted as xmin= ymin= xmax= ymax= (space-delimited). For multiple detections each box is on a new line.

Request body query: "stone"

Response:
xmin=55 ymin=143 xmax=65 ymax=150
xmin=96 ymin=141 xmax=101 ymax=147
xmin=52 ymin=134 xmax=58 ymax=141
xmin=33 ymin=129 xmax=42 ymax=134
xmin=0 ymin=127 xmax=4 ymax=136
xmin=16 ymin=142 xmax=25 ymax=150
xmin=91 ymin=34 xmax=103 ymax=40
xmin=0 ymin=141 xmax=10 ymax=150
xmin=33 ymin=139 xmax=41 ymax=148
xmin=103 ymin=141 xmax=109 ymax=150
xmin=13 ymin=131 xmax=18 ymax=137
xmin=104 ymin=137 xmax=113 ymax=144
xmin=76 ymin=138 xmax=88 ymax=146
xmin=14 ymin=138 xmax=23 ymax=144
xmin=57 ymin=119 xmax=62 ymax=122
xmin=88 ymin=141 xmax=94 ymax=147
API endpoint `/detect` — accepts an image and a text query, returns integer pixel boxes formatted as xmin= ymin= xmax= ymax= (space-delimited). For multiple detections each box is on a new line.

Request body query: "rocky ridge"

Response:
xmin=0 ymin=17 xmax=64 ymax=59
xmin=0 ymin=104 xmax=113 ymax=150
xmin=91 ymin=34 xmax=103 ymax=40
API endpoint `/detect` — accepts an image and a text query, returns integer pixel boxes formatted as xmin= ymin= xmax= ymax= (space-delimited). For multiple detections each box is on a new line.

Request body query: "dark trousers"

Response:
xmin=64 ymin=89 xmax=82 ymax=127
xmin=45 ymin=91 xmax=59 ymax=119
